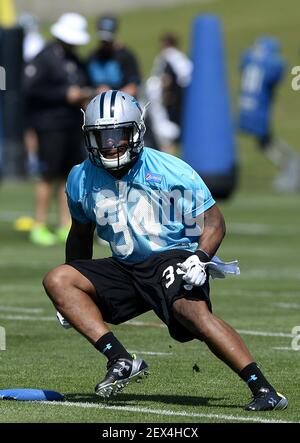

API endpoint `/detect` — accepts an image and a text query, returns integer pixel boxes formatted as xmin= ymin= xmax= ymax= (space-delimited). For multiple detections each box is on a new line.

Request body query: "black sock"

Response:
xmin=239 ymin=362 xmax=275 ymax=396
xmin=94 ymin=332 xmax=131 ymax=362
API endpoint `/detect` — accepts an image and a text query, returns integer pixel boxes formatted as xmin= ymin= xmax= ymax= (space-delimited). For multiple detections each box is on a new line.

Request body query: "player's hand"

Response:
xmin=66 ymin=86 xmax=95 ymax=106
xmin=96 ymin=85 xmax=111 ymax=94
xmin=80 ymin=87 xmax=97 ymax=108
xmin=178 ymin=254 xmax=207 ymax=286
xmin=66 ymin=85 xmax=82 ymax=104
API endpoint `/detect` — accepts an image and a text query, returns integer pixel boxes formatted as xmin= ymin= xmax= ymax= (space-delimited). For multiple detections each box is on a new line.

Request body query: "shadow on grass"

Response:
xmin=65 ymin=392 xmax=243 ymax=409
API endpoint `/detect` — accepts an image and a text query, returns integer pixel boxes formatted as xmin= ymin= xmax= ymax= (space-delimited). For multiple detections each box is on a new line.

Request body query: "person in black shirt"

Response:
xmin=24 ymin=13 xmax=93 ymax=246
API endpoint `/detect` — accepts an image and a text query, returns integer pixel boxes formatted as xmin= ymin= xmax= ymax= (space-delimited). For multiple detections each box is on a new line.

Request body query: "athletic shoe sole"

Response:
xmin=95 ymin=367 xmax=149 ymax=399
xmin=273 ymin=393 xmax=288 ymax=410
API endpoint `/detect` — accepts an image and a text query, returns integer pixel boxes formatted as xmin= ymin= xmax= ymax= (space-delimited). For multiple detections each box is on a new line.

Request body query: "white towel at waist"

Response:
xmin=206 ymin=255 xmax=240 ymax=279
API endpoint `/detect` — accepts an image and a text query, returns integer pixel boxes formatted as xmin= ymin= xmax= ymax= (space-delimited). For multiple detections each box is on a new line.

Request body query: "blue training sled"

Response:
xmin=0 ymin=389 xmax=64 ymax=401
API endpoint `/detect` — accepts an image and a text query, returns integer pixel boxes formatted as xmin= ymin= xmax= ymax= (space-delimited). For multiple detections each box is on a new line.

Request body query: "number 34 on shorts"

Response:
xmin=162 ymin=265 xmax=185 ymax=288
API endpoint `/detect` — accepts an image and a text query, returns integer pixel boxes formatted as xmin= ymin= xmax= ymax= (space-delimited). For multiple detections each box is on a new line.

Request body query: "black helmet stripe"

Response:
xmin=110 ymin=90 xmax=118 ymax=117
xmin=99 ymin=91 xmax=106 ymax=118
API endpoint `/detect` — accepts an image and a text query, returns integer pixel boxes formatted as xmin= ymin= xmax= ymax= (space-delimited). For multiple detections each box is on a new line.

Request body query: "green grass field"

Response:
xmin=1 ymin=0 xmax=300 ymax=424
xmin=0 ymin=183 xmax=299 ymax=423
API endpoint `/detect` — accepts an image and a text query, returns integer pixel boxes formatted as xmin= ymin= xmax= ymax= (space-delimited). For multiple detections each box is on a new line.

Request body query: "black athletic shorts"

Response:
xmin=68 ymin=249 xmax=211 ymax=343
xmin=36 ymin=128 xmax=86 ymax=180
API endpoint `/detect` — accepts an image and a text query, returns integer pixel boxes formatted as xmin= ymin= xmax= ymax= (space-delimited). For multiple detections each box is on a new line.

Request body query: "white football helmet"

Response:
xmin=82 ymin=90 xmax=146 ymax=170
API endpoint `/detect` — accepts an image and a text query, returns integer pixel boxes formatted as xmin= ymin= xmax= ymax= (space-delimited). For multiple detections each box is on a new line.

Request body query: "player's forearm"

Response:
xmin=196 ymin=205 xmax=226 ymax=259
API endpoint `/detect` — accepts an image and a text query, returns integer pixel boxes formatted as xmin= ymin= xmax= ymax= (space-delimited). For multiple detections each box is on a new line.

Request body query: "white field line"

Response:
xmin=0 ymin=315 xmax=294 ymax=339
xmin=0 ymin=261 xmax=54 ymax=268
xmin=219 ymin=291 xmax=300 ymax=298
xmin=237 ymin=329 xmax=293 ymax=338
xmin=238 ymin=269 xmax=300 ymax=280
xmin=229 ymin=223 xmax=300 ymax=236
xmin=272 ymin=303 xmax=300 ymax=309
xmin=125 ymin=321 xmax=294 ymax=338
xmin=272 ymin=347 xmax=300 ymax=352
xmin=223 ymin=246 xmax=298 ymax=256
xmin=129 ymin=350 xmax=172 ymax=356
xmin=0 ymin=315 xmax=55 ymax=321
xmin=39 ymin=400 xmax=296 ymax=423
xmin=0 ymin=306 xmax=43 ymax=314
xmin=0 ymin=283 xmax=43 ymax=290
xmin=0 ymin=287 xmax=42 ymax=294
xmin=226 ymin=197 xmax=297 ymax=209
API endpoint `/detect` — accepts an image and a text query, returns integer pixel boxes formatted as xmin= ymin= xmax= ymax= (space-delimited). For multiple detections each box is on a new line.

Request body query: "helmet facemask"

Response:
xmin=84 ymin=121 xmax=145 ymax=170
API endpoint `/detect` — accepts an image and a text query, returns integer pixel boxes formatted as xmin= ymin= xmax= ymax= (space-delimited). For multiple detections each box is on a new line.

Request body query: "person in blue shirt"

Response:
xmin=43 ymin=90 xmax=287 ymax=411
xmin=86 ymin=14 xmax=141 ymax=99
xmin=238 ymin=36 xmax=299 ymax=192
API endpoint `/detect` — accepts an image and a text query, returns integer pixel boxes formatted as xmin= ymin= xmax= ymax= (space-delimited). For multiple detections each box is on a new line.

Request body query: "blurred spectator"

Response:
xmin=18 ymin=12 xmax=45 ymax=63
xmin=86 ymin=14 xmax=163 ymax=151
xmin=87 ymin=14 xmax=141 ymax=97
xmin=24 ymin=12 xmax=92 ymax=246
xmin=145 ymin=32 xmax=192 ymax=154
xmin=19 ymin=13 xmax=45 ymax=178
xmin=238 ymin=36 xmax=300 ymax=192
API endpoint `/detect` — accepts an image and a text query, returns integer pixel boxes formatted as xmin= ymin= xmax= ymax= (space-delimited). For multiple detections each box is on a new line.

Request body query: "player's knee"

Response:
xmin=43 ymin=265 xmax=72 ymax=298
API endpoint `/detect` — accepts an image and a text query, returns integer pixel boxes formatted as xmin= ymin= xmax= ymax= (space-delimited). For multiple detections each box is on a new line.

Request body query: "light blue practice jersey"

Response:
xmin=238 ymin=40 xmax=285 ymax=137
xmin=66 ymin=148 xmax=215 ymax=263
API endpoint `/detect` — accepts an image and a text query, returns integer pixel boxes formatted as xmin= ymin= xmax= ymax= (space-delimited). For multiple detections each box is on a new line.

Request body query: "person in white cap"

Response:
xmin=24 ymin=13 xmax=94 ymax=246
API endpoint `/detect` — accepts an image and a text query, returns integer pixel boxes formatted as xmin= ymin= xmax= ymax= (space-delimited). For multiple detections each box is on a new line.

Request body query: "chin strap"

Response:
xmin=141 ymin=101 xmax=151 ymax=120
